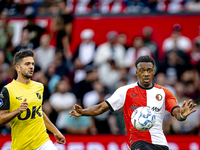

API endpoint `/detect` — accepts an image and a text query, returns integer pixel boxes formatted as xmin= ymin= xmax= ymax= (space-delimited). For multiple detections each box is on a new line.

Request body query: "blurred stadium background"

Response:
xmin=0 ymin=0 xmax=200 ymax=149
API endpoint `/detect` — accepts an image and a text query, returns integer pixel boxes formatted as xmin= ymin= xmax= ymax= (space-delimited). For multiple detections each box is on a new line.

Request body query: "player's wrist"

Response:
xmin=17 ymin=108 xmax=22 ymax=114
xmin=81 ymin=110 xmax=86 ymax=116
xmin=180 ymin=113 xmax=187 ymax=120
xmin=53 ymin=131 xmax=62 ymax=137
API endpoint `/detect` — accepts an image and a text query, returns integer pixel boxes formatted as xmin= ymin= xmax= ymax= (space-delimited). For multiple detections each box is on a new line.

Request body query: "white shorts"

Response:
xmin=35 ymin=140 xmax=57 ymax=150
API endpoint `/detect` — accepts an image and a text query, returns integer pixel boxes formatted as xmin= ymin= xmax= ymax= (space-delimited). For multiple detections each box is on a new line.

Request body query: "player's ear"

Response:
xmin=15 ymin=65 xmax=20 ymax=72
xmin=153 ymin=69 xmax=155 ymax=75
xmin=136 ymin=69 xmax=138 ymax=76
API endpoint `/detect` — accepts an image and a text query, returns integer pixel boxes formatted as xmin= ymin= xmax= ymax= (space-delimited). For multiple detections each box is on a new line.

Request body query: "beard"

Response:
xmin=140 ymin=79 xmax=151 ymax=88
xmin=143 ymin=83 xmax=150 ymax=87
xmin=22 ymin=72 xmax=33 ymax=79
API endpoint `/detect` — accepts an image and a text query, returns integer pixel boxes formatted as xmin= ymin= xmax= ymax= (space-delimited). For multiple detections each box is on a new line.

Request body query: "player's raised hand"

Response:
xmin=180 ymin=99 xmax=196 ymax=118
xmin=54 ymin=132 xmax=66 ymax=144
xmin=69 ymin=104 xmax=83 ymax=117
xmin=18 ymin=98 xmax=28 ymax=113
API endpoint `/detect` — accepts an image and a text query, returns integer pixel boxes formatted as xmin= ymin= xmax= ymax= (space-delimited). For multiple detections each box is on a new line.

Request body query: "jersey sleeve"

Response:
xmin=41 ymin=84 xmax=44 ymax=105
xmin=0 ymin=87 xmax=10 ymax=110
xmin=106 ymin=86 xmax=127 ymax=112
xmin=164 ymin=87 xmax=179 ymax=116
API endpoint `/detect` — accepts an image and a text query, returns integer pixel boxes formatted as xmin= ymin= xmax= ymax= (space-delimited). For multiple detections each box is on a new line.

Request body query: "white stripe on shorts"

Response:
xmin=35 ymin=140 xmax=57 ymax=150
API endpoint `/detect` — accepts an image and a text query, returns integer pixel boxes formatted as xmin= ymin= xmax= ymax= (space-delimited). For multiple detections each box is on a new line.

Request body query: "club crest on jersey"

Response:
xmin=155 ymin=94 xmax=162 ymax=101
xmin=0 ymin=99 xmax=3 ymax=107
xmin=36 ymin=93 xmax=41 ymax=99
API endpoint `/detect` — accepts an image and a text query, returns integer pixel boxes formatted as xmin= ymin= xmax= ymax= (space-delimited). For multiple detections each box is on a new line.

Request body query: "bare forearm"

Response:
xmin=69 ymin=102 xmax=110 ymax=118
xmin=0 ymin=109 xmax=20 ymax=126
xmin=43 ymin=112 xmax=66 ymax=144
xmin=82 ymin=104 xmax=109 ymax=116
xmin=43 ymin=112 xmax=60 ymax=134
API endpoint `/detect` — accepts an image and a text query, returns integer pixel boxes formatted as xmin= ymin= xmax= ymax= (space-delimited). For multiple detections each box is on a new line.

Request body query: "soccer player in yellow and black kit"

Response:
xmin=0 ymin=50 xmax=66 ymax=150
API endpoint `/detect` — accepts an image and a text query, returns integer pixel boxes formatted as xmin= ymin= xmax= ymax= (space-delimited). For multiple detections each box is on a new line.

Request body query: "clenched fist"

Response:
xmin=18 ymin=98 xmax=28 ymax=113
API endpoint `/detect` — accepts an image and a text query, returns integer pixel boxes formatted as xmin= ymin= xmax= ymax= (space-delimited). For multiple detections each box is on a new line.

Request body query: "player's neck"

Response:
xmin=16 ymin=75 xmax=31 ymax=85
xmin=137 ymin=82 xmax=154 ymax=89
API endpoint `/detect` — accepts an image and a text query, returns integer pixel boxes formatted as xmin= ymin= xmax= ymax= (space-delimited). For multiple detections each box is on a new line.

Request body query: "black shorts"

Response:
xmin=131 ymin=141 xmax=169 ymax=150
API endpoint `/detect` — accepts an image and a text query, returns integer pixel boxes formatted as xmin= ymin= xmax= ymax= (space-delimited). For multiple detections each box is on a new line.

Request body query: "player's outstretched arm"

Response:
xmin=69 ymin=101 xmax=110 ymax=117
xmin=0 ymin=98 xmax=28 ymax=126
xmin=42 ymin=112 xmax=66 ymax=144
xmin=172 ymin=99 xmax=197 ymax=121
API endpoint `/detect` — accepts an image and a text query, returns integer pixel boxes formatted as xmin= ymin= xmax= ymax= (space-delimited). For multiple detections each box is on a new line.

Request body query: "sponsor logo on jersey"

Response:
xmin=16 ymin=96 xmax=23 ymax=100
xmin=18 ymin=106 xmax=42 ymax=120
xmin=151 ymin=106 xmax=161 ymax=112
xmin=0 ymin=99 xmax=3 ymax=107
xmin=131 ymin=94 xmax=138 ymax=98
xmin=155 ymin=94 xmax=162 ymax=101
xmin=36 ymin=93 xmax=41 ymax=99
xmin=129 ymin=104 xmax=138 ymax=110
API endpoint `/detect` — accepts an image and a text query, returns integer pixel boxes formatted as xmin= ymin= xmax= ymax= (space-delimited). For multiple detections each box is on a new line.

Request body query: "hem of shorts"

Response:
xmin=34 ymin=138 xmax=50 ymax=149
xmin=131 ymin=140 xmax=169 ymax=148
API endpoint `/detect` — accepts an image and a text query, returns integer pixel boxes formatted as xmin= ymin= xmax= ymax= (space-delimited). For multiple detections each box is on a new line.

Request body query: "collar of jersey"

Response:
xmin=13 ymin=79 xmax=32 ymax=87
xmin=137 ymin=82 xmax=154 ymax=90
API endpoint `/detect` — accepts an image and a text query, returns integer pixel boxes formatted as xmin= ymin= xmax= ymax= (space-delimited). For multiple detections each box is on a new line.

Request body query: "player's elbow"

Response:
xmin=0 ymin=113 xmax=9 ymax=126
xmin=0 ymin=115 xmax=3 ymax=125
xmin=0 ymin=118 xmax=6 ymax=126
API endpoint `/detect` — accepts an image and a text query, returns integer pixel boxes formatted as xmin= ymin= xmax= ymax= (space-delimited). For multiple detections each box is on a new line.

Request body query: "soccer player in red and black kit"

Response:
xmin=69 ymin=55 xmax=196 ymax=150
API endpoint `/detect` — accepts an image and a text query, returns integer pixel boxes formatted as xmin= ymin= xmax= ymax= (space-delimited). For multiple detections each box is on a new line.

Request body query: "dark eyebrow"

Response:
xmin=139 ymin=67 xmax=153 ymax=69
xmin=24 ymin=61 xmax=35 ymax=64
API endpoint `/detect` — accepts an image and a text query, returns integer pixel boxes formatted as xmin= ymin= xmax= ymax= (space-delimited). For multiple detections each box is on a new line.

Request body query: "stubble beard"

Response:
xmin=142 ymin=80 xmax=151 ymax=88
xmin=143 ymin=83 xmax=150 ymax=87
xmin=22 ymin=72 xmax=33 ymax=79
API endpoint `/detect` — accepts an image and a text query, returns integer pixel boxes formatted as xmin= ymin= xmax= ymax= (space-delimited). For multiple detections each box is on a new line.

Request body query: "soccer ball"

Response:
xmin=131 ymin=106 xmax=156 ymax=131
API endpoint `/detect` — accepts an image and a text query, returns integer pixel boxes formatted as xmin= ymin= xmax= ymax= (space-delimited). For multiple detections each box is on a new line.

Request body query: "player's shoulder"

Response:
xmin=1 ymin=86 xmax=9 ymax=95
xmin=154 ymin=84 xmax=173 ymax=94
xmin=4 ymin=80 xmax=16 ymax=89
xmin=31 ymin=80 xmax=44 ymax=88
xmin=154 ymin=84 xmax=164 ymax=89
xmin=118 ymin=82 xmax=138 ymax=91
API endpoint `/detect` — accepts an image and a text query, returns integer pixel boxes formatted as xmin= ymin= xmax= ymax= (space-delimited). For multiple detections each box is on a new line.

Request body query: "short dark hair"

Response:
xmin=135 ymin=55 xmax=155 ymax=68
xmin=13 ymin=50 xmax=34 ymax=66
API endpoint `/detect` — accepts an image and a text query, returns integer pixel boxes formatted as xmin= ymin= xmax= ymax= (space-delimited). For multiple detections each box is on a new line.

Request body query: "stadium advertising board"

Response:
xmin=0 ymin=134 xmax=199 ymax=150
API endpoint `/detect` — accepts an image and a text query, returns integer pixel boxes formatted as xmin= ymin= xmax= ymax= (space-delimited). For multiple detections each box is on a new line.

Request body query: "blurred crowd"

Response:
xmin=0 ymin=0 xmax=200 ymax=16
xmin=0 ymin=1 xmax=200 ymax=136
